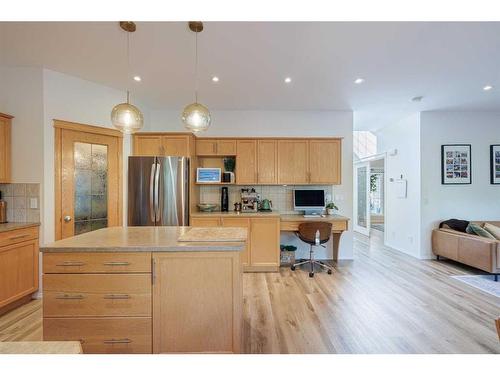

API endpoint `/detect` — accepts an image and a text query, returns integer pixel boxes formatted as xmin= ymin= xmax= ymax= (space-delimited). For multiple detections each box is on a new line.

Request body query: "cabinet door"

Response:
xmin=236 ymin=140 xmax=257 ymax=184
xmin=152 ymin=252 xmax=242 ymax=353
xmin=190 ymin=217 xmax=221 ymax=227
xmin=133 ymin=135 xmax=162 ymax=156
xmin=309 ymin=139 xmax=341 ymax=184
xmin=277 ymin=140 xmax=309 ymax=184
xmin=161 ymin=135 xmax=190 ymax=156
xmin=0 ymin=239 xmax=39 ymax=308
xmin=196 ymin=139 xmax=217 ymax=156
xmin=221 ymin=217 xmax=250 ymax=267
xmin=257 ymin=139 xmax=277 ymax=184
xmin=216 ymin=140 xmax=237 ymax=155
xmin=249 ymin=218 xmax=279 ymax=270
xmin=0 ymin=116 xmax=11 ymax=183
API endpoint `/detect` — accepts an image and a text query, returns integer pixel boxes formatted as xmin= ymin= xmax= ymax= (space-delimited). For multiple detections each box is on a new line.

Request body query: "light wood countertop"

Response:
xmin=0 ymin=222 xmax=40 ymax=233
xmin=280 ymin=214 xmax=350 ymax=222
xmin=190 ymin=211 xmax=280 ymax=218
xmin=41 ymin=226 xmax=246 ymax=253
xmin=0 ymin=341 xmax=82 ymax=354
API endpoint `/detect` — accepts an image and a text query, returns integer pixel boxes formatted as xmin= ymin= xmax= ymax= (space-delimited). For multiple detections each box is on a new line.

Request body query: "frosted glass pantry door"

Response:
xmin=56 ymin=123 xmax=122 ymax=240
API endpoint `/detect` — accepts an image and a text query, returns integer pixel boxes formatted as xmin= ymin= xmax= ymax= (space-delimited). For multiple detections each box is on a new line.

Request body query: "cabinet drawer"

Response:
xmin=43 ymin=317 xmax=152 ymax=354
xmin=0 ymin=226 xmax=38 ymax=247
xmin=43 ymin=252 xmax=151 ymax=273
xmin=43 ymin=274 xmax=151 ymax=317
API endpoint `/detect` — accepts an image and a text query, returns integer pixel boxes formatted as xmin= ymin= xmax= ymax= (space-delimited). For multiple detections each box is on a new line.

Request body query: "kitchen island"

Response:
xmin=41 ymin=226 xmax=247 ymax=354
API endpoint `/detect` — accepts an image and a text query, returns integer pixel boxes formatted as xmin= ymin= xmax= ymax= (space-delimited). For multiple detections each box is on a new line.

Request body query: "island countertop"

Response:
xmin=41 ymin=226 xmax=247 ymax=253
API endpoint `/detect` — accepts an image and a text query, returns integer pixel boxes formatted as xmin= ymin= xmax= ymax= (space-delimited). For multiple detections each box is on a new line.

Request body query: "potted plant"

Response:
xmin=280 ymin=244 xmax=297 ymax=266
xmin=325 ymin=202 xmax=338 ymax=215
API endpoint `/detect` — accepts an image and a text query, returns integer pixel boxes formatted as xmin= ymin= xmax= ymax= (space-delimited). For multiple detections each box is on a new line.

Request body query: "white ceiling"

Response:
xmin=1 ymin=21 xmax=500 ymax=130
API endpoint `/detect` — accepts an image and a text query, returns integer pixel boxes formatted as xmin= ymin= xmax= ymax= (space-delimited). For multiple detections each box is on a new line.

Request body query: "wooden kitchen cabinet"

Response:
xmin=133 ymin=133 xmax=192 ymax=157
xmin=236 ymin=140 xmax=257 ymax=184
xmin=309 ymin=139 xmax=341 ymax=184
xmin=221 ymin=217 xmax=250 ymax=267
xmin=257 ymin=139 xmax=277 ymax=184
xmin=248 ymin=218 xmax=280 ymax=271
xmin=196 ymin=139 xmax=236 ymax=156
xmin=0 ymin=226 xmax=39 ymax=312
xmin=191 ymin=215 xmax=280 ymax=272
xmin=152 ymin=251 xmax=242 ymax=353
xmin=277 ymin=139 xmax=309 ymax=184
xmin=190 ymin=217 xmax=221 ymax=227
xmin=0 ymin=113 xmax=13 ymax=183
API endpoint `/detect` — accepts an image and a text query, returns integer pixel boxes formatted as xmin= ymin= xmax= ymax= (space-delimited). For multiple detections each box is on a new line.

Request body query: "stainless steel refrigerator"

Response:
xmin=128 ymin=156 xmax=189 ymax=226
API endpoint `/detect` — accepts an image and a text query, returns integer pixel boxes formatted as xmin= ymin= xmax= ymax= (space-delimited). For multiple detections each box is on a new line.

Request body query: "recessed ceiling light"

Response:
xmin=133 ymin=76 xmax=141 ymax=82
xmin=411 ymin=95 xmax=424 ymax=102
xmin=483 ymin=85 xmax=493 ymax=91
xmin=212 ymin=76 xmax=219 ymax=82
xmin=354 ymin=78 xmax=365 ymax=84
xmin=284 ymin=77 xmax=292 ymax=83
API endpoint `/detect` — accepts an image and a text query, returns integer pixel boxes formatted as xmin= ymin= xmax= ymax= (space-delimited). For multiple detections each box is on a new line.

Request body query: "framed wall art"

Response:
xmin=490 ymin=144 xmax=500 ymax=184
xmin=441 ymin=144 xmax=472 ymax=185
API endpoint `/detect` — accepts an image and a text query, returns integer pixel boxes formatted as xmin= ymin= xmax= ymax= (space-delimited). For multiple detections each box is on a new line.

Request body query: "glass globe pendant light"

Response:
xmin=111 ymin=22 xmax=144 ymax=134
xmin=182 ymin=22 xmax=211 ymax=133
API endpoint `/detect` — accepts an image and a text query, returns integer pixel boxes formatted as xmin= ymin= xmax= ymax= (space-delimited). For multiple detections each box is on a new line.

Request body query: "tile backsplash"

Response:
xmin=0 ymin=183 xmax=40 ymax=223
xmin=199 ymin=185 xmax=334 ymax=213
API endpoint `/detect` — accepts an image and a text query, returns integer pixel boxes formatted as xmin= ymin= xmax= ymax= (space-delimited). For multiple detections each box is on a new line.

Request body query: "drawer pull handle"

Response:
xmin=56 ymin=294 xmax=85 ymax=300
xmin=103 ymin=261 xmax=130 ymax=266
xmin=56 ymin=261 xmax=85 ymax=267
xmin=8 ymin=234 xmax=30 ymax=240
xmin=103 ymin=339 xmax=132 ymax=344
xmin=104 ymin=294 xmax=131 ymax=300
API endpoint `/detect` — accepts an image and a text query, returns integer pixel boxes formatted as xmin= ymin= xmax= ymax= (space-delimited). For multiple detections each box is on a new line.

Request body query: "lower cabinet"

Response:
xmin=0 ymin=226 xmax=39 ymax=311
xmin=43 ymin=317 xmax=152 ymax=354
xmin=191 ymin=216 xmax=280 ymax=272
xmin=42 ymin=250 xmax=243 ymax=354
xmin=152 ymin=251 xmax=242 ymax=353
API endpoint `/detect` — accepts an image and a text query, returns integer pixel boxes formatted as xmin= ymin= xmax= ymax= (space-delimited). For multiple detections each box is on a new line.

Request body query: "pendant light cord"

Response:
xmin=195 ymin=30 xmax=199 ymax=103
xmin=126 ymin=29 xmax=130 ymax=104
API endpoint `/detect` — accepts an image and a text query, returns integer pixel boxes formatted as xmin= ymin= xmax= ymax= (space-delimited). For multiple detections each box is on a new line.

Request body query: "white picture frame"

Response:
xmin=441 ymin=144 xmax=471 ymax=185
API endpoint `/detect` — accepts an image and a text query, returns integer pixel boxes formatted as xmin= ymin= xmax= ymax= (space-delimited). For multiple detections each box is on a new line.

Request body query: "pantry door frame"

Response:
xmin=54 ymin=119 xmax=123 ymax=240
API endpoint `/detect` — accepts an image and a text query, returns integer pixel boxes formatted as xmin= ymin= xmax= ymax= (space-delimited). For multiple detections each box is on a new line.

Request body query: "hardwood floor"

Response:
xmin=1 ymin=232 xmax=499 ymax=353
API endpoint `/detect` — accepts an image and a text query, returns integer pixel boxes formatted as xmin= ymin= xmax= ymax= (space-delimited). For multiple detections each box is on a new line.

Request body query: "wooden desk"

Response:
xmin=280 ymin=214 xmax=349 ymax=260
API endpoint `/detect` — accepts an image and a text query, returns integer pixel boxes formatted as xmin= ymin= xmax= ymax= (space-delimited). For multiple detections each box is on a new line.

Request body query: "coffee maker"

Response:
xmin=240 ymin=188 xmax=259 ymax=212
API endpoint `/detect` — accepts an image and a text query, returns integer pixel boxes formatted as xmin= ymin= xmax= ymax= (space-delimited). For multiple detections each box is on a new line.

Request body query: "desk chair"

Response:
xmin=291 ymin=222 xmax=334 ymax=277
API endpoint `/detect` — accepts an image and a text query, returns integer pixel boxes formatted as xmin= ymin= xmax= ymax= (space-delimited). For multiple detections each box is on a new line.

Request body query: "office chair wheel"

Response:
xmin=291 ymin=265 xmax=296 ymax=271
xmin=327 ymin=269 xmax=332 ymax=275
xmin=309 ymin=272 xmax=314 ymax=278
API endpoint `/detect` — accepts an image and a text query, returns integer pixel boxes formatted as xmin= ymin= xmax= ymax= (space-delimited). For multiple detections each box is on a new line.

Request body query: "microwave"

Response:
xmin=196 ymin=168 xmax=221 ymax=183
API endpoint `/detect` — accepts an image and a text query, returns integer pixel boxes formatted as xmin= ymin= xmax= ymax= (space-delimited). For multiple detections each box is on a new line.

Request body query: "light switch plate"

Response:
xmin=30 ymin=198 xmax=38 ymax=209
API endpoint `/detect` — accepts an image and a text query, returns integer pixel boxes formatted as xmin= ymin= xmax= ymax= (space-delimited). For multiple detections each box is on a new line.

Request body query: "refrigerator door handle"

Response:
xmin=154 ymin=161 xmax=161 ymax=222
xmin=149 ymin=163 xmax=156 ymax=223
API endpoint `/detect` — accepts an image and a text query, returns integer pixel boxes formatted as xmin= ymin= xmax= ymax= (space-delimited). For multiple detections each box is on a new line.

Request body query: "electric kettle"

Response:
xmin=259 ymin=199 xmax=272 ymax=212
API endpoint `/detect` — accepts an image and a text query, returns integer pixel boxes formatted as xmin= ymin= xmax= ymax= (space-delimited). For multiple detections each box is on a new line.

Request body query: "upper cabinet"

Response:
xmin=196 ymin=139 xmax=236 ymax=156
xmin=134 ymin=133 xmax=342 ymax=185
xmin=236 ymin=140 xmax=257 ymax=184
xmin=257 ymin=140 xmax=277 ymax=184
xmin=309 ymin=139 xmax=341 ymax=184
xmin=133 ymin=133 xmax=193 ymax=157
xmin=0 ymin=113 xmax=12 ymax=183
xmin=277 ymin=140 xmax=309 ymax=184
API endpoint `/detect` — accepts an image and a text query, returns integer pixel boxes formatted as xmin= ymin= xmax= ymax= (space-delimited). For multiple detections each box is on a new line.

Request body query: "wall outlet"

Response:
xmin=29 ymin=198 xmax=38 ymax=209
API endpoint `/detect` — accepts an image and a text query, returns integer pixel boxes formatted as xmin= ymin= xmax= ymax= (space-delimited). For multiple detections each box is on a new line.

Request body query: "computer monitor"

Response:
xmin=293 ymin=189 xmax=325 ymax=215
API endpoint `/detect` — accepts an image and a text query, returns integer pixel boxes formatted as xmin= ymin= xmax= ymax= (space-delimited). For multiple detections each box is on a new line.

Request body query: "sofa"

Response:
xmin=432 ymin=221 xmax=500 ymax=281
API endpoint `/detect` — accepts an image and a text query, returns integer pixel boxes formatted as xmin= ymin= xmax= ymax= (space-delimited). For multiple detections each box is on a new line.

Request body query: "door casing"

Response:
xmin=54 ymin=119 xmax=123 ymax=240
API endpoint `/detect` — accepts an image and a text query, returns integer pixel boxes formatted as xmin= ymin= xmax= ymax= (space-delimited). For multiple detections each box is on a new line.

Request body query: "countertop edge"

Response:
xmin=0 ymin=222 xmax=41 ymax=233
xmin=40 ymin=244 xmax=245 ymax=253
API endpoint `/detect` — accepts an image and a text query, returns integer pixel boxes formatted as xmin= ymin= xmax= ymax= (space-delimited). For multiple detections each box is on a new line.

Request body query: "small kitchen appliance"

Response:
xmin=221 ymin=187 xmax=229 ymax=212
xmin=259 ymin=199 xmax=272 ymax=212
xmin=240 ymin=188 xmax=259 ymax=212
xmin=0 ymin=191 xmax=7 ymax=223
